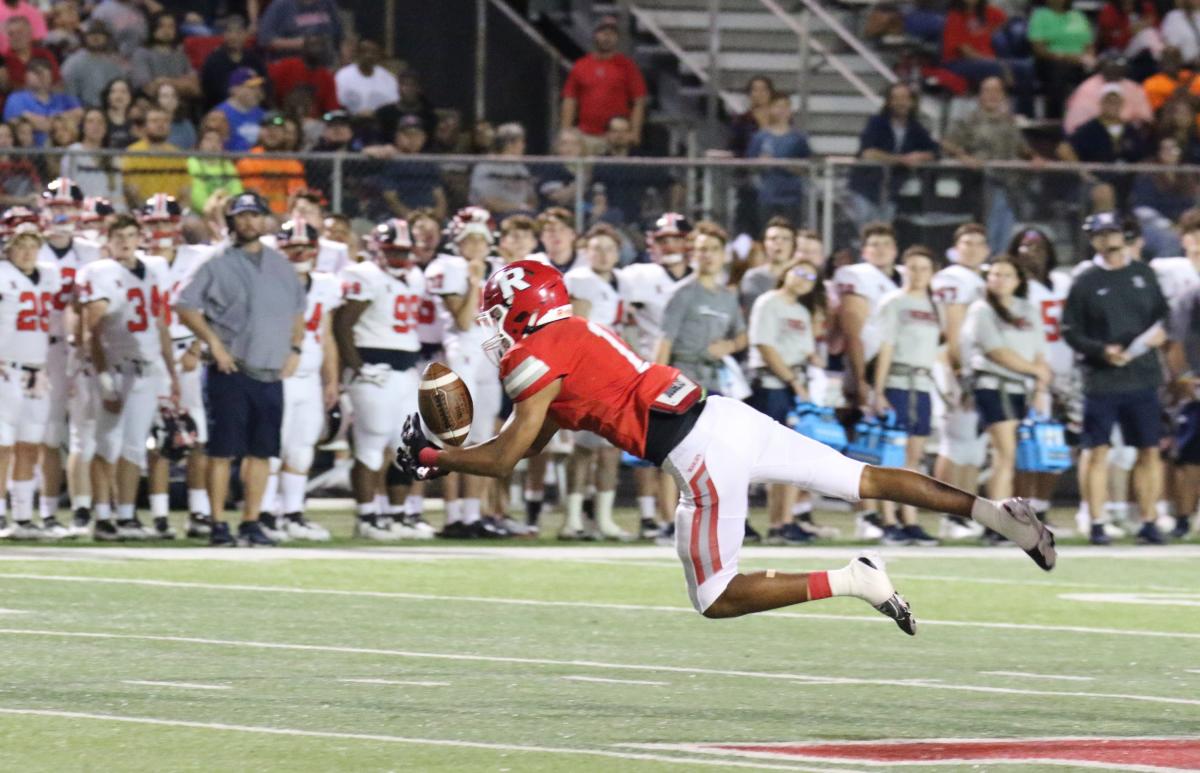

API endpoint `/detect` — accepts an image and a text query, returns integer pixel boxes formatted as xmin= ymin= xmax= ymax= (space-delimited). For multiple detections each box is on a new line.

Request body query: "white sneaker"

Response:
xmin=847 ymin=551 xmax=916 ymax=636
xmin=596 ymin=521 xmax=635 ymax=542
xmin=854 ymin=514 xmax=884 ymax=540
xmin=285 ymin=516 xmax=331 ymax=541
xmin=997 ymin=498 xmax=1056 ymax=571
xmin=403 ymin=514 xmax=437 ymax=538
xmin=938 ymin=515 xmax=984 ymax=540
xmin=1104 ymin=522 xmax=1127 ymax=538
xmin=116 ymin=519 xmax=153 ymax=541
xmin=8 ymin=520 xmax=43 ymax=541
xmin=40 ymin=516 xmax=73 ymax=541
xmin=355 ymin=518 xmax=402 ymax=541
xmin=1074 ymin=509 xmax=1090 ymax=537
xmin=0 ymin=518 xmax=11 ymax=539
xmin=497 ymin=516 xmax=535 ymax=538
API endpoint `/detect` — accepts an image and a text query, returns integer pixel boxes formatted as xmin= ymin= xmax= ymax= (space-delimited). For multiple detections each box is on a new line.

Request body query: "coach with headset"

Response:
xmin=175 ymin=191 xmax=307 ymax=547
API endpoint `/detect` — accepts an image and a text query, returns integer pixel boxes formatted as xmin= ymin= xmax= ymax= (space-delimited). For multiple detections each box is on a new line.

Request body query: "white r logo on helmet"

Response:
xmin=495 ymin=267 xmax=530 ymax=302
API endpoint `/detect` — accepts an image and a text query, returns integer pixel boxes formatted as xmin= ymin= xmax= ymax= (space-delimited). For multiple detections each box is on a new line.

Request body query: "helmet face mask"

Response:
xmin=477 ymin=260 xmax=573 ymax=366
xmin=139 ymin=194 xmax=183 ymax=250
xmin=41 ymin=178 xmax=85 ymax=239
xmin=278 ymin=218 xmax=320 ymax=272
xmin=648 ymin=213 xmax=691 ymax=266
xmin=372 ymin=218 xmax=415 ymax=275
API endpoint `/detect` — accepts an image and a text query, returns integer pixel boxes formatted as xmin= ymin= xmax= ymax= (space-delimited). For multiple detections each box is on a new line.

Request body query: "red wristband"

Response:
xmin=418 ymin=447 xmax=442 ymax=467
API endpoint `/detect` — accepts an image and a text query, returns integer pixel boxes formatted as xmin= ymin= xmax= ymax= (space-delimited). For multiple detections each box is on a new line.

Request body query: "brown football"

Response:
xmin=418 ymin=362 xmax=474 ymax=447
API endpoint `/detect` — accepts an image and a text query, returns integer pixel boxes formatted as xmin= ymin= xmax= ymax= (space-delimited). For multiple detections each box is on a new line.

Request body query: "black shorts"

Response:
xmin=974 ymin=388 xmax=1026 ymax=428
xmin=205 ymin=366 xmax=284 ymax=459
xmin=1081 ymin=388 xmax=1162 ymax=449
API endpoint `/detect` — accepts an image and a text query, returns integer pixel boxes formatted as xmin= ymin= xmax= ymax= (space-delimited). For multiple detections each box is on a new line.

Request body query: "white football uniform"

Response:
xmin=833 ymin=262 xmax=902 ymax=364
xmin=618 ymin=262 xmax=685 ymax=360
xmin=150 ymin=244 xmax=216 ymax=443
xmin=260 ymin=234 xmax=349 ymax=276
xmin=281 ymin=271 xmax=342 ymax=473
xmin=1026 ymin=270 xmax=1075 ymax=379
xmin=931 ymin=263 xmax=988 ymax=466
xmin=77 ymin=256 xmax=170 ymax=466
xmin=39 ymin=237 xmax=100 ymax=448
xmin=0 ymin=260 xmax=60 ymax=445
xmin=1150 ymin=256 xmax=1199 ymax=307
xmin=565 ymin=265 xmax=624 ymax=328
xmin=425 ymin=254 xmax=501 ymax=443
xmin=340 ymin=260 xmax=423 ymax=470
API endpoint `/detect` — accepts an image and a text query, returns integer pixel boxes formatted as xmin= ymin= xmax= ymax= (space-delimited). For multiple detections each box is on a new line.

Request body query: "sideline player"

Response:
xmin=139 ymin=194 xmax=215 ymax=538
xmin=260 ymin=219 xmax=338 ymax=540
xmin=0 ymin=227 xmax=64 ymax=539
xmin=397 ymin=261 xmax=1056 ymax=626
xmin=78 ymin=214 xmax=178 ymax=540
xmin=334 ymin=218 xmax=426 ymax=540
xmin=36 ymin=179 xmax=102 ymax=534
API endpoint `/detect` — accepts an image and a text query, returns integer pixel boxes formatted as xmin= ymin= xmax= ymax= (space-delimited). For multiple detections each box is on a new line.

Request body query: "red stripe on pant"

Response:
xmin=688 ymin=463 xmax=709 ymax=585
xmin=704 ymin=472 xmax=721 ymax=574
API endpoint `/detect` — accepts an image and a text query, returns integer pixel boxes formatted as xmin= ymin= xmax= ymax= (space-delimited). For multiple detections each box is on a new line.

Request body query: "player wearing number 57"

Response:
xmin=174 ymin=192 xmax=307 ymax=547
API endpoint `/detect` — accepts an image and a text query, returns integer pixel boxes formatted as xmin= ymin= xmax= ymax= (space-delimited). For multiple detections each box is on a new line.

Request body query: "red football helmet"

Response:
xmin=445 ymin=206 xmax=495 ymax=247
xmin=80 ymin=196 xmax=115 ymax=225
xmin=478 ymin=259 xmax=572 ymax=364
xmin=372 ymin=218 xmax=414 ymax=273
xmin=42 ymin=177 xmax=84 ymax=234
xmin=139 ymin=193 xmax=183 ymax=249
xmin=1 ymin=206 xmax=41 ymax=239
xmin=277 ymin=218 xmax=320 ymax=271
xmin=647 ymin=212 xmax=691 ymax=266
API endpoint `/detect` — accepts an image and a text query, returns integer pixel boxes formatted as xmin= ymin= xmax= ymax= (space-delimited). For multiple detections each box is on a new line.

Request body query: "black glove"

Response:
xmin=395 ymin=413 xmax=447 ymax=481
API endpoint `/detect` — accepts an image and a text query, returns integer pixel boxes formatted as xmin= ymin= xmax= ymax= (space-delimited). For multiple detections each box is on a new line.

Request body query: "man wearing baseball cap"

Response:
xmin=217 ymin=66 xmax=266 ymax=151
xmin=560 ymin=15 xmax=647 ymax=154
xmin=1063 ymin=212 xmax=1170 ymax=545
xmin=174 ymin=191 xmax=308 ymax=546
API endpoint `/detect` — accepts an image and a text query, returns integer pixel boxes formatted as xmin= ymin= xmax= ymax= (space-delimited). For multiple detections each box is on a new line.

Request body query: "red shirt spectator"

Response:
xmin=1097 ymin=0 xmax=1158 ymax=53
xmin=561 ymin=16 xmax=647 ymax=142
xmin=3 ymin=16 xmax=59 ymax=88
xmin=0 ymin=0 xmax=47 ymax=55
xmin=942 ymin=1 xmax=1007 ymax=62
xmin=267 ymin=36 xmax=338 ymax=117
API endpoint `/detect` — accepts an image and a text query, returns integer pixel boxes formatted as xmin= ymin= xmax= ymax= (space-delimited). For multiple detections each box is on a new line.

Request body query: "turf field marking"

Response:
xmin=1059 ymin=593 xmax=1200 ymax=608
xmin=339 ymin=678 xmax=450 ymax=687
xmin=1 ymin=571 xmax=1198 ymax=643
xmin=562 ymin=676 xmax=669 ymax=686
xmin=979 ymin=671 xmax=1095 ymax=682
xmin=122 ymin=680 xmax=230 ymax=691
xmin=0 ymin=707 xmax=851 ymax=772
xmin=2 ymin=628 xmax=1198 ymax=709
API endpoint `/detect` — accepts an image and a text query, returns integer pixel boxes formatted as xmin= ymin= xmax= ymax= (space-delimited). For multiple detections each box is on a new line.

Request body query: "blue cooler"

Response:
xmin=620 ymin=451 xmax=655 ymax=468
xmin=787 ymin=400 xmax=848 ymax=451
xmin=845 ymin=413 xmax=908 ymax=467
xmin=1016 ymin=413 xmax=1072 ymax=472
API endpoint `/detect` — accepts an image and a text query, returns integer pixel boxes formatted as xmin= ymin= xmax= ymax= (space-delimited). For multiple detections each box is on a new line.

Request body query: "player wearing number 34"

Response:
xmin=396 ymin=260 xmax=1057 ymax=628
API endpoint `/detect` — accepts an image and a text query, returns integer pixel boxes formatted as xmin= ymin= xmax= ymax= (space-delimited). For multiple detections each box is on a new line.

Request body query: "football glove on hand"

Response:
xmin=395 ymin=413 xmax=448 ymax=481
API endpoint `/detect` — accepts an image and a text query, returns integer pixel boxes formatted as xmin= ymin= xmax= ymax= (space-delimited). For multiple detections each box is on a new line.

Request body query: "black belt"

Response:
xmin=642 ymin=398 xmax=707 ymax=467
xmin=359 ymin=347 xmax=420 ymax=370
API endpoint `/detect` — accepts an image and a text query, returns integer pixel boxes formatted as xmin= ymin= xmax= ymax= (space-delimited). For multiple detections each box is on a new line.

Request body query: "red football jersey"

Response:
xmin=499 ymin=316 xmax=688 ymax=457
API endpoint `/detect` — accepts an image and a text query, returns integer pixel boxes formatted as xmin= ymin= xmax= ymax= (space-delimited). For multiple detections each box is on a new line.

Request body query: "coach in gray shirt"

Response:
xmin=175 ymin=191 xmax=306 ymax=547
xmin=655 ymin=223 xmax=747 ymax=392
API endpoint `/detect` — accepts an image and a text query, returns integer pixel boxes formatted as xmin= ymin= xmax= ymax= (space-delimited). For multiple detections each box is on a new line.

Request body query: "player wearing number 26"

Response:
xmin=397 ymin=260 xmax=1057 ymax=628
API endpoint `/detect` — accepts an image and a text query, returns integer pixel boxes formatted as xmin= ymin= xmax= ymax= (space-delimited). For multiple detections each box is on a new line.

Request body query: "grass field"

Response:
xmin=0 ymin=507 xmax=1198 ymax=772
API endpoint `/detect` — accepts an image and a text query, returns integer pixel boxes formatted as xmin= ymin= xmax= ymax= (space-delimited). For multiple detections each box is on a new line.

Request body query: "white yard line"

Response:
xmin=339 ymin=678 xmax=450 ymax=687
xmin=1 ymin=571 xmax=1198 ymax=643
xmin=979 ymin=671 xmax=1095 ymax=682
xmin=0 ymin=707 xmax=849 ymax=772
xmin=562 ymin=676 xmax=669 ymax=687
xmin=0 ymin=628 xmax=1197 ymax=709
xmin=122 ymin=680 xmax=230 ymax=691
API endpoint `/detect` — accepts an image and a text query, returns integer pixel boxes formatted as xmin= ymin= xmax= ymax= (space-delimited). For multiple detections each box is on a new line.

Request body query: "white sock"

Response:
xmin=462 ymin=498 xmax=481 ymax=525
xmin=826 ymin=565 xmax=856 ymax=597
xmin=1077 ymin=500 xmax=1090 ymax=518
xmin=39 ymin=494 xmax=56 ymax=521
xmin=356 ymin=501 xmax=378 ymax=518
xmin=404 ymin=494 xmax=423 ymax=517
xmin=386 ymin=500 xmax=405 ymax=517
xmin=150 ymin=493 xmax=169 ymax=518
xmin=564 ymin=493 xmax=584 ymax=532
xmin=374 ymin=493 xmax=389 ymax=514
xmin=793 ymin=500 xmax=814 ymax=517
xmin=970 ymin=497 xmax=1006 ymax=533
xmin=1029 ymin=498 xmax=1050 ymax=513
xmin=524 ymin=489 xmax=544 ymax=504
xmin=509 ymin=479 xmax=523 ymax=505
xmin=445 ymin=499 xmax=463 ymax=524
xmin=262 ymin=474 xmax=280 ymax=515
xmin=637 ymin=495 xmax=656 ymax=521
xmin=95 ymin=503 xmax=112 ymax=521
xmin=187 ymin=488 xmax=211 ymax=516
xmin=1156 ymin=500 xmax=1172 ymax=519
xmin=11 ymin=479 xmax=35 ymax=521
xmin=1105 ymin=501 xmax=1128 ymax=521
xmin=117 ymin=503 xmax=134 ymax=521
xmin=595 ymin=490 xmax=618 ymax=531
xmin=280 ymin=472 xmax=307 ymax=515
xmin=71 ymin=494 xmax=93 ymax=510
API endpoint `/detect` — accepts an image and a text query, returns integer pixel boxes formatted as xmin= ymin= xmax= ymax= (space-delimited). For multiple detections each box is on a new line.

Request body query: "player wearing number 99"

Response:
xmin=398 ymin=260 xmax=1057 ymax=627
xmin=0 ymin=228 xmax=63 ymax=540
xmin=77 ymin=214 xmax=178 ymax=541
xmin=334 ymin=218 xmax=425 ymax=540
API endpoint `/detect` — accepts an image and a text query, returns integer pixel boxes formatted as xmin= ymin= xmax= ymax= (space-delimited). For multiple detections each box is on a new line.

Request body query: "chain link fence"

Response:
xmin=5 ymin=147 xmax=1199 ymax=266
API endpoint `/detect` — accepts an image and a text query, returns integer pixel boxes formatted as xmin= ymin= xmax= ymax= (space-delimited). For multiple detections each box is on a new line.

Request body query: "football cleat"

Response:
xmin=237 ymin=520 xmax=278 ymax=547
xmin=258 ymin=514 xmax=291 ymax=543
xmin=71 ymin=508 xmax=93 ymax=538
xmin=401 ymin=512 xmax=437 ymax=538
xmin=796 ymin=518 xmax=841 ymax=540
xmin=437 ymin=521 xmax=475 ymax=539
xmin=116 ymin=518 xmax=153 ymax=541
xmin=152 ymin=516 xmax=177 ymax=540
xmin=496 ymin=516 xmax=535 ymax=538
xmin=639 ymin=517 xmax=660 ymax=540
xmin=901 ymin=523 xmax=939 ymax=547
xmin=854 ymin=512 xmax=884 ymax=540
xmin=94 ymin=520 xmax=120 ymax=542
xmin=1089 ymin=523 xmax=1112 ymax=545
xmin=355 ymin=517 xmax=403 ymax=541
xmin=743 ymin=521 xmax=763 ymax=544
xmin=0 ymin=516 xmax=10 ymax=539
xmin=208 ymin=521 xmax=237 ymax=547
xmin=8 ymin=520 xmax=43 ymax=541
xmin=880 ymin=524 xmax=911 ymax=546
xmin=596 ymin=522 xmax=635 ymax=542
xmin=186 ymin=514 xmax=213 ymax=539
xmin=284 ymin=513 xmax=332 ymax=541
xmin=1136 ymin=521 xmax=1168 ymax=545
xmin=654 ymin=522 xmax=676 ymax=547
xmin=41 ymin=516 xmax=73 ymax=541
xmin=1074 ymin=509 xmax=1125 ymax=539
xmin=997 ymin=498 xmax=1057 ymax=571
xmin=939 ymin=515 xmax=984 ymax=540
xmin=1171 ymin=516 xmax=1192 ymax=540
xmin=847 ymin=552 xmax=916 ymax=636
xmin=766 ymin=523 xmax=814 ymax=545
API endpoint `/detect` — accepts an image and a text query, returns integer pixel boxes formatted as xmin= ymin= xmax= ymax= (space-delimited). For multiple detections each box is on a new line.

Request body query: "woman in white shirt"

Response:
xmin=964 ymin=257 xmax=1052 ymax=512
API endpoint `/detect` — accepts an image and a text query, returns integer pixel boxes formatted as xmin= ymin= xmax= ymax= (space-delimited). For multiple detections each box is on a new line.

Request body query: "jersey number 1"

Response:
xmin=587 ymin=321 xmax=649 ymax=373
